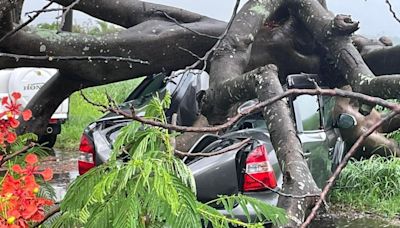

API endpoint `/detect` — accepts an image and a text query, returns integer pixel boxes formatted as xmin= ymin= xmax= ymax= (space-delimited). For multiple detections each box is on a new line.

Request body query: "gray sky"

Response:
xmin=23 ymin=0 xmax=400 ymax=37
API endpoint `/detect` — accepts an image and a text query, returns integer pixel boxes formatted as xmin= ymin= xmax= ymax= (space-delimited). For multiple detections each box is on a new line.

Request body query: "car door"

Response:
xmin=291 ymin=94 xmax=335 ymax=188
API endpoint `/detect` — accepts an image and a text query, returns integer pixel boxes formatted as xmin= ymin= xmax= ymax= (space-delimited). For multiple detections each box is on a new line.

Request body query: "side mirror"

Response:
xmin=286 ymin=74 xmax=322 ymax=89
xmin=336 ymin=113 xmax=357 ymax=129
xmin=238 ymin=99 xmax=258 ymax=113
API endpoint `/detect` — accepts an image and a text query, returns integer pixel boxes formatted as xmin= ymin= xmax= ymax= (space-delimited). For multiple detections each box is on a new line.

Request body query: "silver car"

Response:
xmin=77 ymin=72 xmax=347 ymax=224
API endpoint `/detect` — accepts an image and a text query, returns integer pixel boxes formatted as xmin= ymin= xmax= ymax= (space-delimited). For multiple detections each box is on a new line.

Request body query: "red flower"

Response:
xmin=12 ymin=154 xmax=53 ymax=181
xmin=0 ymin=91 xmax=32 ymax=147
xmin=5 ymin=132 xmax=16 ymax=144
xmin=0 ymin=93 xmax=22 ymax=118
xmin=0 ymin=154 xmax=54 ymax=226
xmin=21 ymin=110 xmax=32 ymax=122
xmin=25 ymin=154 xmax=37 ymax=164
xmin=0 ymin=92 xmax=31 ymax=122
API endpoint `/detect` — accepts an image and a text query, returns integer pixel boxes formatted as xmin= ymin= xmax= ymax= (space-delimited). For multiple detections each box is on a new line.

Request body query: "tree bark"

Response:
xmin=333 ymin=92 xmax=400 ymax=158
xmin=17 ymin=70 xmax=96 ymax=135
xmin=203 ymin=0 xmax=285 ymax=123
xmin=258 ymin=65 xmax=320 ymax=227
xmin=52 ymin=0 xmax=209 ymax=28
xmin=287 ymin=0 xmax=400 ymax=100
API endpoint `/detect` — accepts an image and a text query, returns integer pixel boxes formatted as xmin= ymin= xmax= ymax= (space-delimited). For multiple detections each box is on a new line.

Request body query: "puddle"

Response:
xmin=49 ymin=171 xmax=79 ymax=201
xmin=311 ymin=212 xmax=400 ymax=227
xmin=39 ymin=149 xmax=79 ymax=201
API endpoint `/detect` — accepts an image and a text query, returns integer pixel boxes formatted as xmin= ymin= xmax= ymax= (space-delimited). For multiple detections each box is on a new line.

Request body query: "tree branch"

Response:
xmin=51 ymin=0 xmax=209 ymax=28
xmin=256 ymin=66 xmax=319 ymax=227
xmin=86 ymin=86 xmax=400 ymax=134
xmin=385 ymin=0 xmax=400 ymax=24
xmin=203 ymin=0 xmax=285 ymax=123
xmin=32 ymin=204 xmax=60 ymax=228
xmin=287 ymin=0 xmax=400 ymax=99
xmin=57 ymin=0 xmax=80 ymax=32
xmin=0 ymin=1 xmax=54 ymax=44
xmin=0 ymin=142 xmax=35 ymax=166
xmin=0 ymin=52 xmax=149 ymax=65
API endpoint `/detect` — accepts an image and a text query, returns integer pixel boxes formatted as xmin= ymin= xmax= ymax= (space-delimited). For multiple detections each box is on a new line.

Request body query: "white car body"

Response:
xmin=0 ymin=67 xmax=69 ymax=120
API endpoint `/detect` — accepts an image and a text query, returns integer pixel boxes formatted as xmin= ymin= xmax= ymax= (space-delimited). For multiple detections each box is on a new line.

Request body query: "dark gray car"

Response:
xmin=77 ymin=71 xmax=347 ymax=224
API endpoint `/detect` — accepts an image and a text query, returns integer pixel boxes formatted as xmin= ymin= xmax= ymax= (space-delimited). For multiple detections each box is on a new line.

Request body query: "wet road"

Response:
xmin=39 ymin=149 xmax=79 ymax=201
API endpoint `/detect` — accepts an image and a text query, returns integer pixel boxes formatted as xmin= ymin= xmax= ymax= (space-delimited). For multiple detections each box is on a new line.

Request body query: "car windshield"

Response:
xmin=228 ymin=112 xmax=267 ymax=131
xmin=125 ymin=74 xmax=166 ymax=101
xmin=122 ymin=73 xmax=182 ymax=108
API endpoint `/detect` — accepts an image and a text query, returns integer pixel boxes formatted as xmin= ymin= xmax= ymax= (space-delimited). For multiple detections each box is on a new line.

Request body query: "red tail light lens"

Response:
xmin=78 ymin=134 xmax=95 ymax=175
xmin=49 ymin=119 xmax=58 ymax=124
xmin=243 ymin=145 xmax=277 ymax=191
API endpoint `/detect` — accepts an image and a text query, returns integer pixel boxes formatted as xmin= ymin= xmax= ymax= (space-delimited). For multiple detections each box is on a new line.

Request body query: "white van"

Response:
xmin=0 ymin=68 xmax=69 ymax=147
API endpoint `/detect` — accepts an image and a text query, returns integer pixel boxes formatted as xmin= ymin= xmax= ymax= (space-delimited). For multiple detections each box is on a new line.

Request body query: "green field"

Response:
xmin=55 ymin=78 xmax=142 ymax=151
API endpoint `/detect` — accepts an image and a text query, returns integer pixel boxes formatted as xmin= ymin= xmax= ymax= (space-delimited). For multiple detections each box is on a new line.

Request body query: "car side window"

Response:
xmin=322 ymin=96 xmax=335 ymax=129
xmin=293 ymin=95 xmax=322 ymax=132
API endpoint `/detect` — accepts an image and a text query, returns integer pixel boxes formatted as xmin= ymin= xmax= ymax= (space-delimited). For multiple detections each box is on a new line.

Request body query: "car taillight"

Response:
xmin=78 ymin=134 xmax=95 ymax=175
xmin=243 ymin=145 xmax=277 ymax=191
xmin=49 ymin=119 xmax=57 ymax=124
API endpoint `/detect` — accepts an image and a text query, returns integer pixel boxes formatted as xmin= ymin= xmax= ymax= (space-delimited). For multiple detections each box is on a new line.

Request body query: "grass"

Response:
xmin=331 ymin=155 xmax=400 ymax=218
xmin=55 ymin=78 xmax=142 ymax=151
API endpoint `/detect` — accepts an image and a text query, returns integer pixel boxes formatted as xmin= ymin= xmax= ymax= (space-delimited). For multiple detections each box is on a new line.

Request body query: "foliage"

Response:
xmin=0 ymin=92 xmax=55 ymax=227
xmin=0 ymin=154 xmax=54 ymax=227
xmin=34 ymin=20 xmax=123 ymax=36
xmin=56 ymin=78 xmax=142 ymax=150
xmin=55 ymin=94 xmax=287 ymax=227
xmin=387 ymin=128 xmax=400 ymax=143
xmin=0 ymin=92 xmax=32 ymax=147
xmin=331 ymin=156 xmax=400 ymax=218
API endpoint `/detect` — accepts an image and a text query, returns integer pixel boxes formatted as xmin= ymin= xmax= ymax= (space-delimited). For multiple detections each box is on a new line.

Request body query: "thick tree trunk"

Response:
xmin=256 ymin=65 xmax=320 ymax=227
xmin=17 ymin=71 xmax=96 ymax=135
xmin=203 ymin=0 xmax=285 ymax=123
xmin=52 ymin=0 xmax=209 ymax=28
xmin=333 ymin=90 xmax=400 ymax=158
xmin=288 ymin=0 xmax=400 ymax=99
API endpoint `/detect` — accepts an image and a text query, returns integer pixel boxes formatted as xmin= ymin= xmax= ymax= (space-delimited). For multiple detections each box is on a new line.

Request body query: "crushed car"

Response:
xmin=77 ymin=70 xmax=354 ymax=223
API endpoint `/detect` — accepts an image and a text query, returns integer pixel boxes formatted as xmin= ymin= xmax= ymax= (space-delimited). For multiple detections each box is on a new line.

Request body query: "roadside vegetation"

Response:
xmin=331 ymin=155 xmax=400 ymax=218
xmin=34 ymin=20 xmax=123 ymax=35
xmin=55 ymin=78 xmax=142 ymax=150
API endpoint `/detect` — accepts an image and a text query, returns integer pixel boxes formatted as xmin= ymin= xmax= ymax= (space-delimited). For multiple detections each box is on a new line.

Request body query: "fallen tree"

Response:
xmin=0 ymin=0 xmax=399 ymax=225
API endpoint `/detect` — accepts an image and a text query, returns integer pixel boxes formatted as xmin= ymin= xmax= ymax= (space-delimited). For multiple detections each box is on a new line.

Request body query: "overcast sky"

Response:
xmin=23 ymin=0 xmax=400 ymax=37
